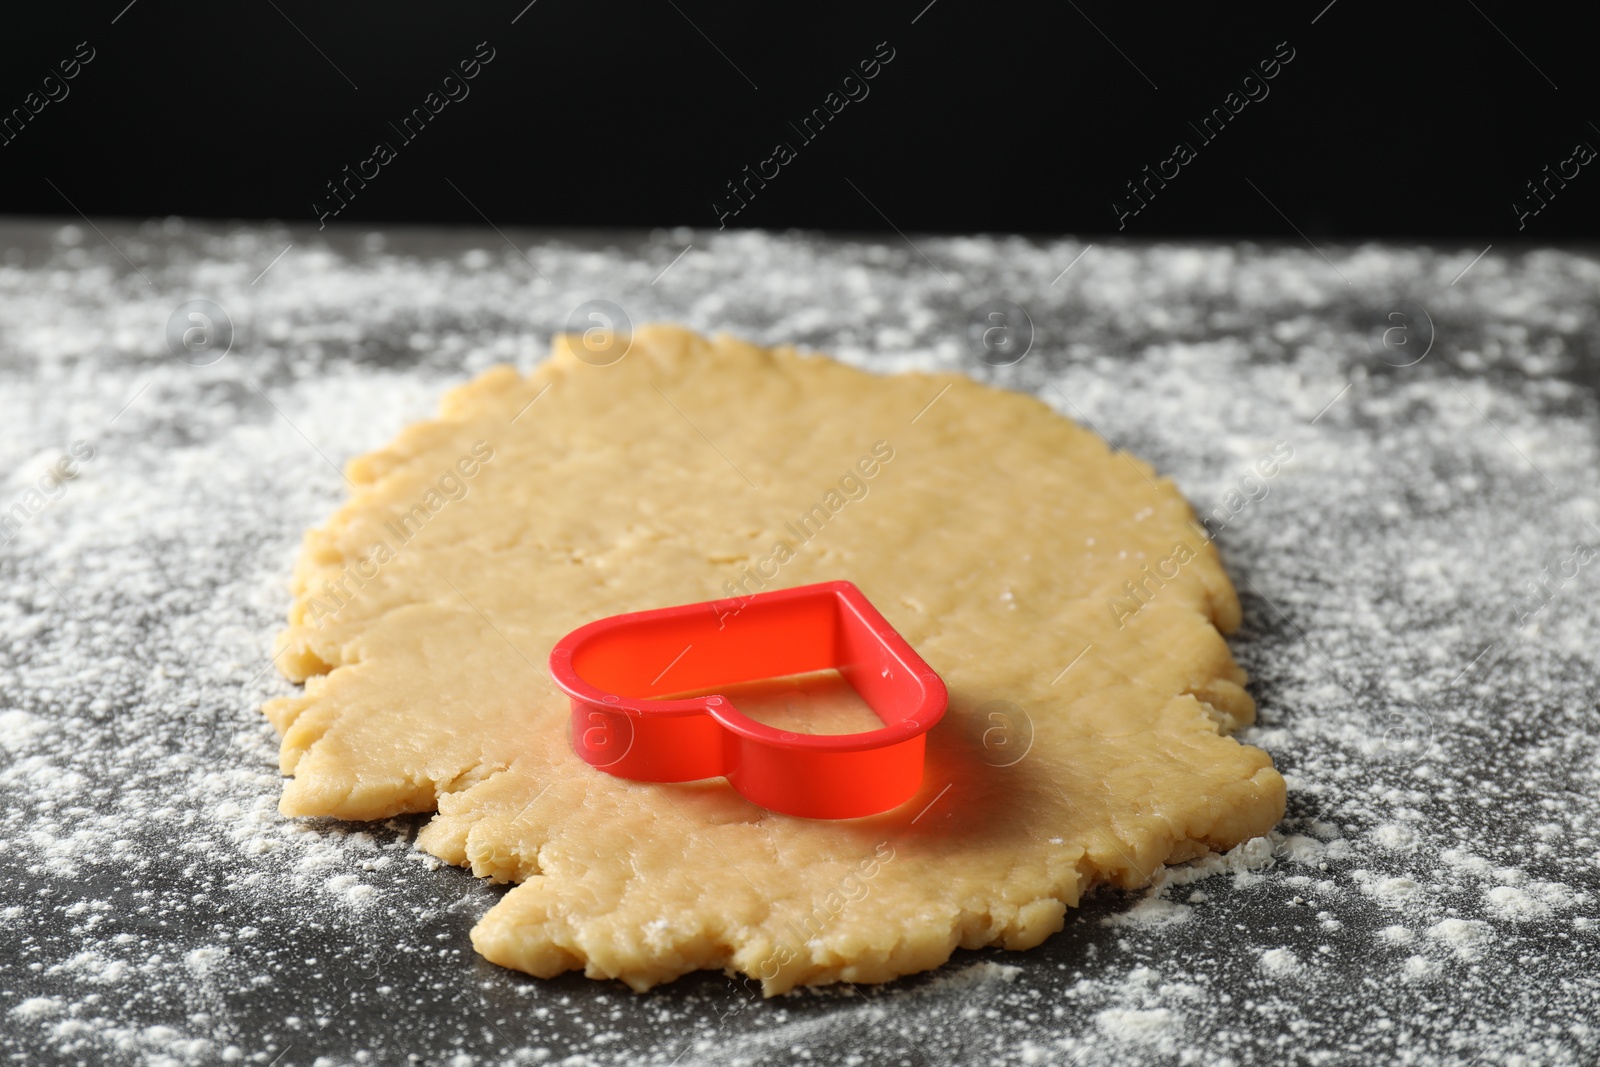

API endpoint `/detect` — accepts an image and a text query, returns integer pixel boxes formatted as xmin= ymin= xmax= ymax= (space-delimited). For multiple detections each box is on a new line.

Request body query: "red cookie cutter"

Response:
xmin=548 ymin=580 xmax=947 ymax=820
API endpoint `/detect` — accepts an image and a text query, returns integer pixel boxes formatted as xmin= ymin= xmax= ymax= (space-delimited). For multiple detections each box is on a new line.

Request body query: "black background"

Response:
xmin=0 ymin=1 xmax=1594 ymax=237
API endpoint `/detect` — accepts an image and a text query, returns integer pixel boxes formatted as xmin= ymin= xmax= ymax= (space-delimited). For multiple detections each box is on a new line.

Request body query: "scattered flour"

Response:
xmin=1258 ymin=948 xmax=1303 ymax=977
xmin=1486 ymin=885 xmax=1554 ymax=921
xmin=1426 ymin=919 xmax=1495 ymax=961
xmin=1093 ymin=1007 xmax=1181 ymax=1043
xmin=1376 ymin=925 xmax=1414 ymax=945
xmin=1403 ymin=955 xmax=1442 ymax=981
xmin=916 ymin=961 xmax=1024 ymax=994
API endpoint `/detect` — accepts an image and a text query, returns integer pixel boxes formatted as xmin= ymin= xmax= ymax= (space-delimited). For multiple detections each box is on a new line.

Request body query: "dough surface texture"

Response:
xmin=263 ymin=325 xmax=1285 ymax=994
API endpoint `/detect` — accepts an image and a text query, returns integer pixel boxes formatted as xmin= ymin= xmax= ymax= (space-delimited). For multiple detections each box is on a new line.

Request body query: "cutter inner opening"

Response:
xmin=656 ymin=668 xmax=884 ymax=736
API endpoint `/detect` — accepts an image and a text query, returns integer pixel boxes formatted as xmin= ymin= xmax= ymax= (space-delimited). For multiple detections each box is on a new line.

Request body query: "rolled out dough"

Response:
xmin=263 ymin=325 xmax=1284 ymax=994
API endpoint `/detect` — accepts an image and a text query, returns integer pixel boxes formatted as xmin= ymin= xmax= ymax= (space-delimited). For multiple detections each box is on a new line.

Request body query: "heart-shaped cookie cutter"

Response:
xmin=549 ymin=580 xmax=947 ymax=819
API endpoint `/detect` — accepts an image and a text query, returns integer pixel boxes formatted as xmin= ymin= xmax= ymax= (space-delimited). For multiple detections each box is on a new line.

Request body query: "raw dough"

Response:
xmin=263 ymin=325 xmax=1284 ymax=994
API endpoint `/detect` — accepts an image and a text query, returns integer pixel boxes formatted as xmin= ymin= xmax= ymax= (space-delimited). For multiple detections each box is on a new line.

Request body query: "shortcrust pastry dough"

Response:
xmin=264 ymin=325 xmax=1284 ymax=994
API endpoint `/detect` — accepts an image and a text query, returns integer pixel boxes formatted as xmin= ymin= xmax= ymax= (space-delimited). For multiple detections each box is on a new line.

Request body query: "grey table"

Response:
xmin=1 ymin=219 xmax=1597 ymax=1065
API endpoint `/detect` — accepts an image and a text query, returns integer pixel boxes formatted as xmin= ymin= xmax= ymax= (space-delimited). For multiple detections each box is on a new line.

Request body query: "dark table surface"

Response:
xmin=1 ymin=218 xmax=1597 ymax=1066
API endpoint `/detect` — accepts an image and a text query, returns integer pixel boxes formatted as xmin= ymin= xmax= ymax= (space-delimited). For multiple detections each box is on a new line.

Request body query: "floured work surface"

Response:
xmin=263 ymin=324 xmax=1284 ymax=993
xmin=13 ymin=226 xmax=1597 ymax=1065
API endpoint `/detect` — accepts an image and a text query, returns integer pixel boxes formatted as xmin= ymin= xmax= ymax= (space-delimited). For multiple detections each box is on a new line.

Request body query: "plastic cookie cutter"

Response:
xmin=548 ymin=580 xmax=947 ymax=820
